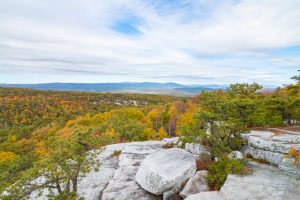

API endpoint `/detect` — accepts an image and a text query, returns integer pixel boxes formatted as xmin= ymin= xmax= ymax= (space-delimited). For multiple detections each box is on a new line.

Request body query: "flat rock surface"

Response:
xmin=220 ymin=162 xmax=300 ymax=200
xmin=186 ymin=162 xmax=300 ymax=200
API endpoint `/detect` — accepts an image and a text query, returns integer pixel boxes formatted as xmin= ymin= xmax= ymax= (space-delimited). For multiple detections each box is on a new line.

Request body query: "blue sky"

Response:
xmin=0 ymin=0 xmax=300 ymax=85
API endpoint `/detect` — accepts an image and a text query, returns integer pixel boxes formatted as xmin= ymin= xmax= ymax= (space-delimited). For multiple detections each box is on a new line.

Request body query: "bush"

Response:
xmin=207 ymin=156 xmax=250 ymax=190
xmin=288 ymin=147 xmax=300 ymax=165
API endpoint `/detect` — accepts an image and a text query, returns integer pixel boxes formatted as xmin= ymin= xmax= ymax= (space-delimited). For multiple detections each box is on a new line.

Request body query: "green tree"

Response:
xmin=291 ymin=68 xmax=300 ymax=83
xmin=2 ymin=130 xmax=106 ymax=200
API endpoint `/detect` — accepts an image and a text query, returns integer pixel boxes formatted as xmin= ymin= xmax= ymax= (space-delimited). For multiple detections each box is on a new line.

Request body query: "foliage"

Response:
xmin=207 ymin=156 xmax=250 ymax=190
xmin=288 ymin=147 xmax=300 ymax=165
xmin=1 ymin=71 xmax=300 ymax=197
xmin=2 ymin=129 xmax=106 ymax=199
xmin=0 ymin=89 xmax=180 ymax=192
xmin=198 ymin=112 xmax=246 ymax=158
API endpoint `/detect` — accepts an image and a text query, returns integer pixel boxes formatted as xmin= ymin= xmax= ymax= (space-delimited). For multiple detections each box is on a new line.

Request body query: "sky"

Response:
xmin=0 ymin=0 xmax=300 ymax=85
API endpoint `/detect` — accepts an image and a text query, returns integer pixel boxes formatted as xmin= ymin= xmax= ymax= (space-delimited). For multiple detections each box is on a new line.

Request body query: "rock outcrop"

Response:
xmin=27 ymin=139 xmax=179 ymax=200
xmin=242 ymin=129 xmax=300 ymax=174
xmin=135 ymin=148 xmax=196 ymax=196
xmin=186 ymin=162 xmax=300 ymax=200
xmin=7 ymin=132 xmax=300 ymax=200
xmin=101 ymin=141 xmax=165 ymax=200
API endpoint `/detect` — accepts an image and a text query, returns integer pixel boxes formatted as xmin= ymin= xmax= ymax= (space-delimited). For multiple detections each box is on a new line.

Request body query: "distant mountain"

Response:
xmin=0 ymin=82 xmax=228 ymax=96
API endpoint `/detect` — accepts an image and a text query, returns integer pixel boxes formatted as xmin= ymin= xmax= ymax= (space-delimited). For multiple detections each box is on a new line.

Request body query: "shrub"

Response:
xmin=162 ymin=143 xmax=174 ymax=149
xmin=288 ymin=147 xmax=300 ymax=165
xmin=207 ymin=156 xmax=250 ymax=190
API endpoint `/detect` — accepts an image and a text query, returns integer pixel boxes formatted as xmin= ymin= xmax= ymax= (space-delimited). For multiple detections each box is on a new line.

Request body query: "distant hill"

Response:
xmin=0 ymin=82 xmax=228 ymax=96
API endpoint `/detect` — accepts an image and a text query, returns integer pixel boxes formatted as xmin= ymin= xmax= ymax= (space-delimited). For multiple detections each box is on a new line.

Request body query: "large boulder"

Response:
xmin=135 ymin=148 xmax=196 ymax=195
xmin=228 ymin=151 xmax=244 ymax=159
xmin=179 ymin=170 xmax=209 ymax=198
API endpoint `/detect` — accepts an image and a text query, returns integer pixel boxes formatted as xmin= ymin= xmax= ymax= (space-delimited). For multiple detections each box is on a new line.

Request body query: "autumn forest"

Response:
xmin=0 ymin=75 xmax=300 ymax=198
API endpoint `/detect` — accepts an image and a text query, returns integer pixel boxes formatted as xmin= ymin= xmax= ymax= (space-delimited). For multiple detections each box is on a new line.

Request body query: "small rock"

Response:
xmin=179 ymin=170 xmax=209 ymax=198
xmin=228 ymin=151 xmax=244 ymax=159
xmin=185 ymin=143 xmax=210 ymax=156
xmin=177 ymin=142 xmax=183 ymax=148
xmin=135 ymin=148 xmax=196 ymax=195
xmin=162 ymin=137 xmax=179 ymax=144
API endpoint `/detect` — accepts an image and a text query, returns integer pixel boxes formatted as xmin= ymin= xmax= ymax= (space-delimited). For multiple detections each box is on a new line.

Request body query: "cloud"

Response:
xmin=0 ymin=0 xmax=299 ymax=84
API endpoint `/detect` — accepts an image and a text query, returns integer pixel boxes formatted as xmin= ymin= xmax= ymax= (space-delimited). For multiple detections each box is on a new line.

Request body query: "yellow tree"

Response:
xmin=157 ymin=127 xmax=168 ymax=139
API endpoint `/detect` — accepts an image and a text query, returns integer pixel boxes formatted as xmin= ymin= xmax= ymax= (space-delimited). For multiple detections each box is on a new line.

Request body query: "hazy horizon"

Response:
xmin=1 ymin=0 xmax=300 ymax=85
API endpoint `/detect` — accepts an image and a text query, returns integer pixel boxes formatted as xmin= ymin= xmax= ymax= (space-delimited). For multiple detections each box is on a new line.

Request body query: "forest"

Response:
xmin=0 ymin=74 xmax=300 ymax=199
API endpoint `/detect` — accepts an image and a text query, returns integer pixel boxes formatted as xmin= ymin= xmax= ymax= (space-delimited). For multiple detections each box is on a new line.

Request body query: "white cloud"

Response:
xmin=0 ymin=0 xmax=299 ymax=84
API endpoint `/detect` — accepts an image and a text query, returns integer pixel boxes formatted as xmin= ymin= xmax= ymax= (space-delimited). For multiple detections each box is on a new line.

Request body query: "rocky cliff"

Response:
xmin=28 ymin=128 xmax=300 ymax=200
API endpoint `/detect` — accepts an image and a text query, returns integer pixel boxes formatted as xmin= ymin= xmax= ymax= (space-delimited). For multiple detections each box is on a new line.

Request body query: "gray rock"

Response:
xmin=179 ymin=170 xmax=209 ymax=198
xmin=161 ymin=137 xmax=179 ymax=144
xmin=244 ymin=146 xmax=284 ymax=165
xmin=102 ymin=141 xmax=162 ymax=200
xmin=185 ymin=191 xmax=221 ymax=200
xmin=279 ymin=158 xmax=300 ymax=175
xmin=248 ymin=135 xmax=296 ymax=154
xmin=220 ymin=162 xmax=300 ymax=200
xmin=101 ymin=165 xmax=154 ymax=200
xmin=77 ymin=157 xmax=119 ymax=200
xmin=177 ymin=141 xmax=183 ymax=147
xmin=185 ymin=143 xmax=210 ymax=156
xmin=163 ymin=184 xmax=182 ymax=200
xmin=187 ymin=162 xmax=300 ymax=200
xmin=135 ymin=148 xmax=196 ymax=195
xmin=242 ymin=129 xmax=300 ymax=174
xmin=272 ymin=134 xmax=300 ymax=143
xmin=228 ymin=151 xmax=244 ymax=159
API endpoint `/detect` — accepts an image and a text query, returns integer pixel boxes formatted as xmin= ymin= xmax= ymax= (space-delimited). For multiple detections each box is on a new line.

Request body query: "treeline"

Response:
xmin=0 ymin=77 xmax=299 ymax=196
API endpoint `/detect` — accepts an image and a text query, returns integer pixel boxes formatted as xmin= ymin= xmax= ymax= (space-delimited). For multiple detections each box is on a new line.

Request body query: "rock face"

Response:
xmin=7 ymin=132 xmax=300 ymax=200
xmin=242 ymin=129 xmax=300 ymax=174
xmin=186 ymin=162 xmax=300 ymax=200
xmin=101 ymin=141 xmax=164 ymax=200
xmin=25 ymin=139 xmax=182 ymax=200
xmin=78 ymin=144 xmax=125 ymax=200
xmin=135 ymin=148 xmax=196 ymax=195
xmin=179 ymin=170 xmax=209 ymax=198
